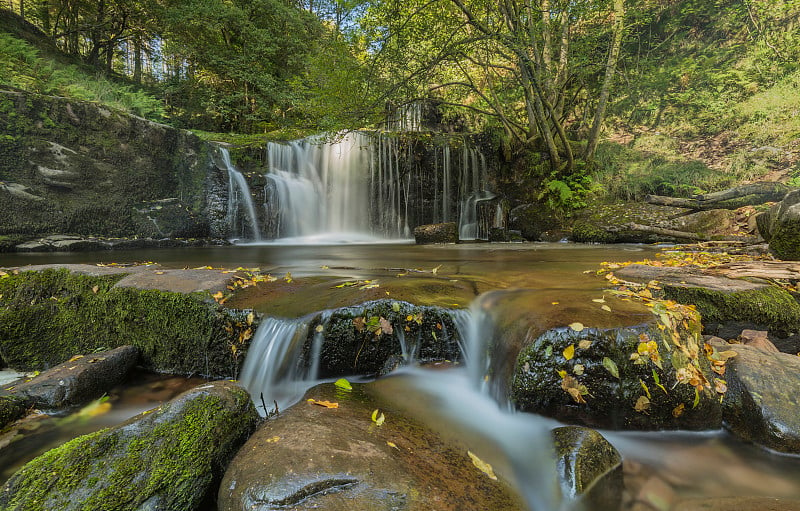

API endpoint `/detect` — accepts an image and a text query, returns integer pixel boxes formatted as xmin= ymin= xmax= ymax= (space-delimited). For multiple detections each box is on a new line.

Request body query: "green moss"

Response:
xmin=570 ymin=220 xmax=617 ymax=243
xmin=0 ymin=269 xmax=251 ymax=377
xmin=0 ymin=395 xmax=27 ymax=430
xmin=0 ymin=384 xmax=258 ymax=511
xmin=663 ymin=285 xmax=800 ymax=335
xmin=769 ymin=222 xmax=800 ymax=260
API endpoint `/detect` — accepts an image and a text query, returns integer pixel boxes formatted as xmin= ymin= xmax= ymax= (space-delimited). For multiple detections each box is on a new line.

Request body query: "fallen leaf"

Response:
xmin=335 ymin=378 xmax=352 ymax=391
xmin=353 ymin=317 xmax=366 ymax=332
xmin=308 ymin=399 xmax=338 ymax=408
xmin=91 ymin=286 xmax=99 ymax=294
xmin=602 ymin=357 xmax=619 ymax=379
xmin=573 ymin=364 xmax=585 ymax=376
xmin=634 ymin=395 xmax=650 ymax=413
xmin=569 ymin=322 xmax=585 ymax=332
xmin=578 ymin=340 xmax=592 ymax=350
xmin=561 ymin=375 xmax=588 ymax=404
xmin=371 ymin=409 xmax=385 ymax=426
xmin=265 ymin=436 xmax=280 ymax=443
xmin=592 ymin=298 xmax=606 ymax=303
xmin=68 ymin=355 xmax=84 ymax=362
xmin=672 ymin=403 xmax=685 ymax=418
xmin=315 ymin=324 xmax=324 ymax=333
xmin=379 ymin=317 xmax=393 ymax=335
xmin=563 ymin=344 xmax=575 ymax=361
xmin=467 ymin=451 xmax=498 ymax=481
xmin=387 ymin=441 xmax=399 ymax=450
xmin=601 ymin=305 xmax=612 ymax=312
xmin=551 ymin=301 xmax=560 ymax=305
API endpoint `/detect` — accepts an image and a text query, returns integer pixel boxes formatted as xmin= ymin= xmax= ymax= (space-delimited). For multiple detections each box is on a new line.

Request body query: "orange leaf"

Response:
xmin=307 ymin=399 xmax=339 ymax=408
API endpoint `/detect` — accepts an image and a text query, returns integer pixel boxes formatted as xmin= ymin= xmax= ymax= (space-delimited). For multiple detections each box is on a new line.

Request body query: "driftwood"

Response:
xmin=645 ymin=182 xmax=792 ymax=211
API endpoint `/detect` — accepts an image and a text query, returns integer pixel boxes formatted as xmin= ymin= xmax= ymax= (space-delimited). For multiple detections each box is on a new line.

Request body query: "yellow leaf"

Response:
xmin=315 ymin=324 xmax=324 ymax=333
xmin=563 ymin=344 xmax=575 ymax=360
xmin=551 ymin=301 xmax=560 ymax=305
xmin=68 ymin=355 xmax=84 ymax=362
xmin=467 ymin=451 xmax=498 ymax=481
xmin=307 ymin=399 xmax=338 ymax=408
xmin=672 ymin=403 xmax=685 ymax=418
xmin=592 ymin=298 xmax=606 ymax=303
xmin=371 ymin=409 xmax=385 ymax=426
xmin=91 ymin=285 xmax=99 ymax=294
xmin=557 ymin=369 xmax=567 ymax=379
xmin=387 ymin=441 xmax=399 ymax=450
xmin=601 ymin=305 xmax=612 ymax=312
xmin=578 ymin=340 xmax=592 ymax=350
xmin=569 ymin=322 xmax=584 ymax=332
xmin=265 ymin=436 xmax=280 ymax=443
xmin=284 ymin=272 xmax=293 ymax=283
xmin=634 ymin=395 xmax=650 ymax=413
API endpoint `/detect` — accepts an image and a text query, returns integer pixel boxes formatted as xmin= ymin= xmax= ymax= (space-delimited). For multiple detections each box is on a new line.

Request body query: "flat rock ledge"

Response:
xmin=12 ymin=235 xmax=229 ymax=253
xmin=0 ymin=380 xmax=259 ymax=511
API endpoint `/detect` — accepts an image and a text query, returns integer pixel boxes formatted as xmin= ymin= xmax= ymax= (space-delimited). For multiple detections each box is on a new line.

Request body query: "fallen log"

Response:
xmin=645 ymin=182 xmax=793 ymax=211
xmin=625 ymin=223 xmax=761 ymax=243
xmin=711 ymin=261 xmax=800 ymax=281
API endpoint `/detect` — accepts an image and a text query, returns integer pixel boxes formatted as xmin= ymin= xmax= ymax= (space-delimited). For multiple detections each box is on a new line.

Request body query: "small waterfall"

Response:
xmin=220 ymin=146 xmax=262 ymax=241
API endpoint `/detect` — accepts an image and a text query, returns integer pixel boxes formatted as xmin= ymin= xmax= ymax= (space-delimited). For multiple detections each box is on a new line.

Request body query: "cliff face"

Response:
xmin=0 ymin=90 xmax=226 ymax=239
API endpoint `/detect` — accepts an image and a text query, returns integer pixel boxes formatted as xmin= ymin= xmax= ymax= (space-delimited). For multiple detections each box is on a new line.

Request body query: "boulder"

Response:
xmin=0 ymin=395 xmax=27 ymax=430
xmin=511 ymin=314 xmax=723 ymax=430
xmin=708 ymin=338 xmax=800 ymax=454
xmin=489 ymin=228 xmax=524 ymax=242
xmin=413 ymin=222 xmax=458 ymax=244
xmin=760 ymin=189 xmax=800 ymax=260
xmin=0 ymin=380 xmax=259 ymax=511
xmin=219 ymin=382 xmax=524 ymax=511
xmin=0 ymin=346 xmax=138 ymax=409
xmin=672 ymin=497 xmax=800 ymax=511
xmin=508 ymin=203 xmax=560 ymax=241
xmin=570 ymin=203 xmax=689 ymax=243
xmin=552 ymin=426 xmax=623 ymax=511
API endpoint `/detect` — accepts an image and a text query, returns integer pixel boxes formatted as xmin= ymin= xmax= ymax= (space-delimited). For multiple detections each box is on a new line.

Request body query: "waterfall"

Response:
xmin=220 ymin=146 xmax=262 ymax=241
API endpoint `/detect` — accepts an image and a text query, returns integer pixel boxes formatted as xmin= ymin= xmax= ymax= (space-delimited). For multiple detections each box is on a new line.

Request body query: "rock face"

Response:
xmin=0 ymin=90 xmax=223 ymax=238
xmin=0 ymin=395 xmax=26 ymax=430
xmin=508 ymin=203 xmax=560 ymax=241
xmin=708 ymin=338 xmax=800 ymax=454
xmin=552 ymin=426 xmax=623 ymax=511
xmin=511 ymin=318 xmax=723 ymax=430
xmin=0 ymin=380 xmax=259 ymax=511
xmin=1 ymin=346 xmax=138 ymax=409
xmin=413 ymin=222 xmax=458 ymax=244
xmin=759 ymin=189 xmax=800 ymax=260
xmin=219 ymin=382 xmax=524 ymax=511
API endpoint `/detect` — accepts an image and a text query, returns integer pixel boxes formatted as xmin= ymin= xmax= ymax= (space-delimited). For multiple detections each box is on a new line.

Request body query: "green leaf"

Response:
xmin=335 ymin=378 xmax=352 ymax=391
xmin=602 ymin=357 xmax=620 ymax=379
xmin=693 ymin=388 xmax=701 ymax=409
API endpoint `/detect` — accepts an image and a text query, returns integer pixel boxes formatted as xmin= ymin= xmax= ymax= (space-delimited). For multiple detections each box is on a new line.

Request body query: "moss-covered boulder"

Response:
xmin=760 ymin=189 xmax=800 ymax=260
xmin=413 ymin=222 xmax=458 ymax=244
xmin=508 ymin=203 xmax=561 ymax=241
xmin=708 ymin=338 xmax=800 ymax=454
xmin=0 ymin=269 xmax=254 ymax=378
xmin=0 ymin=380 xmax=259 ymax=511
xmin=511 ymin=309 xmax=723 ymax=430
xmin=219 ymin=382 xmax=524 ymax=511
xmin=1 ymin=346 xmax=138 ymax=409
xmin=307 ymin=299 xmax=461 ymax=378
xmin=0 ymin=90 xmax=219 ymax=238
xmin=570 ymin=203 xmax=688 ymax=243
xmin=552 ymin=426 xmax=623 ymax=511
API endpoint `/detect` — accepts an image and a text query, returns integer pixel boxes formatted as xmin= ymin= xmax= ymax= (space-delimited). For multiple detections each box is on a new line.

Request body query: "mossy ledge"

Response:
xmin=0 ymin=380 xmax=259 ymax=511
xmin=0 ymin=269 xmax=253 ymax=378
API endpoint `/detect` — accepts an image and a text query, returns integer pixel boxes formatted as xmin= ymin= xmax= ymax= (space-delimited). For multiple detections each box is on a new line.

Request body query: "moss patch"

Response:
xmin=0 ymin=269 xmax=252 ymax=377
xmin=0 ymin=395 xmax=26 ymax=430
xmin=0 ymin=381 xmax=258 ymax=511
xmin=663 ymin=285 xmax=800 ymax=336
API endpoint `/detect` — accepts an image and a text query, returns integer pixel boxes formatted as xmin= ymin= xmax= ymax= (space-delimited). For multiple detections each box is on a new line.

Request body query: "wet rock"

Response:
xmin=738 ymin=329 xmax=779 ymax=353
xmin=672 ymin=497 xmax=800 ymax=511
xmin=307 ymin=299 xmax=461 ymax=378
xmin=552 ymin=426 xmax=623 ymax=511
xmin=707 ymin=338 xmax=800 ymax=454
xmin=0 ymin=346 xmax=138 ymax=409
xmin=489 ymin=227 xmax=524 ymax=242
xmin=508 ymin=203 xmax=560 ymax=241
xmin=219 ymin=382 xmax=524 ymax=511
xmin=14 ymin=236 xmax=111 ymax=252
xmin=0 ymin=395 xmax=27 ymax=430
xmin=0 ymin=380 xmax=259 ymax=511
xmin=570 ymin=203 xmax=690 ymax=243
xmin=413 ymin=222 xmax=458 ymax=244
xmin=759 ymin=189 xmax=800 ymax=260
xmin=511 ymin=316 xmax=723 ymax=430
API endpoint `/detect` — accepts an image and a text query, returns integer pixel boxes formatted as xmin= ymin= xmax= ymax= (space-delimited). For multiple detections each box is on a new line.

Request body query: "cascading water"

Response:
xmin=219 ymin=146 xmax=262 ymax=242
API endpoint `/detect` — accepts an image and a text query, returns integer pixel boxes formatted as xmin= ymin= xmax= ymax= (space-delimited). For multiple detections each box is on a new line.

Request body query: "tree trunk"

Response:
xmin=584 ymin=0 xmax=625 ymax=161
xmin=133 ymin=37 xmax=142 ymax=84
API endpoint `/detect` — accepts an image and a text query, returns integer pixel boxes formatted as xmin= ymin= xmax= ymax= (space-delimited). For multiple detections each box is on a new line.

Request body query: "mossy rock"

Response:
xmin=305 ymin=299 xmax=461 ymax=378
xmin=0 ymin=269 xmax=253 ymax=378
xmin=570 ymin=202 xmax=687 ymax=243
xmin=0 ymin=395 xmax=27 ymax=430
xmin=0 ymin=380 xmax=259 ymax=511
xmin=761 ymin=189 xmax=800 ymax=260
xmin=511 ymin=317 xmax=722 ymax=430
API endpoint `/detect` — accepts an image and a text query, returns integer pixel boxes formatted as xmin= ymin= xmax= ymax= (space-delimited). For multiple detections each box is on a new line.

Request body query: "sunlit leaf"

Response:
xmin=602 ymin=357 xmax=619 ymax=379
xmin=334 ymin=378 xmax=352 ymax=391
xmin=557 ymin=369 xmax=567 ymax=379
xmin=601 ymin=305 xmax=612 ymax=312
xmin=308 ymin=399 xmax=338 ymax=408
xmin=265 ymin=436 xmax=280 ymax=443
xmin=246 ymin=312 xmax=255 ymax=325
xmin=563 ymin=344 xmax=575 ymax=360
xmin=639 ymin=379 xmax=651 ymax=399
xmin=91 ymin=285 xmax=99 ymax=294
xmin=578 ymin=340 xmax=592 ymax=350
xmin=371 ymin=409 xmax=385 ymax=426
xmin=387 ymin=441 xmax=399 ymax=449
xmin=569 ymin=322 xmax=585 ymax=332
xmin=284 ymin=272 xmax=293 ymax=283
xmin=592 ymin=298 xmax=606 ymax=303
xmin=315 ymin=324 xmax=324 ymax=333
xmin=551 ymin=301 xmax=560 ymax=305
xmin=468 ymin=450 xmax=498 ymax=481
xmin=634 ymin=395 xmax=650 ymax=413
xmin=573 ymin=364 xmax=585 ymax=376
xmin=392 ymin=302 xmax=401 ymax=312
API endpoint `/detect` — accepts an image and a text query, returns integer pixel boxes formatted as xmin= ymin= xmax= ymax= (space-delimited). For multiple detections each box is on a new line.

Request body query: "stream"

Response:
xmin=2 ymin=242 xmax=799 ymax=509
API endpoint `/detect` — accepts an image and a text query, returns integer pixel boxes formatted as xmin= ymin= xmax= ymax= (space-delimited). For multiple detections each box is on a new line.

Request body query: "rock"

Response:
xmin=511 ymin=316 xmax=723 ymax=430
xmin=508 ymin=203 xmax=560 ymax=241
xmin=0 ymin=395 xmax=27 ymax=430
xmin=413 ymin=222 xmax=458 ymax=244
xmin=761 ymin=189 xmax=800 ymax=260
xmin=305 ymin=299 xmax=461 ymax=378
xmin=489 ymin=227 xmax=524 ymax=242
xmin=738 ymin=329 xmax=779 ymax=353
xmin=615 ymin=264 xmax=800 ymax=351
xmin=219 ymin=382 xmax=524 ymax=511
xmin=672 ymin=209 xmax=737 ymax=236
xmin=0 ymin=380 xmax=259 ymax=511
xmin=707 ymin=338 xmax=800 ymax=454
xmin=552 ymin=426 xmax=623 ymax=511
xmin=570 ymin=203 xmax=690 ymax=243
xmin=0 ymin=346 xmax=138 ymax=409
xmin=671 ymin=497 xmax=800 ymax=511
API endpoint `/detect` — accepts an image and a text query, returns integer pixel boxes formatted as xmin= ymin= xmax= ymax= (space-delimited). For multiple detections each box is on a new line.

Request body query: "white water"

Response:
xmin=220 ymin=147 xmax=262 ymax=242
xmin=222 ymin=132 xmax=494 ymax=242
